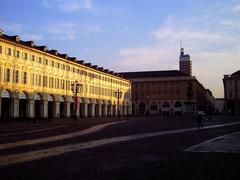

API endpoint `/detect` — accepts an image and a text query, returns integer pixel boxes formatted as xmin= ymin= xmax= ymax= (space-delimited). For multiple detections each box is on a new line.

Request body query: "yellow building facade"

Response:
xmin=0 ymin=29 xmax=131 ymax=121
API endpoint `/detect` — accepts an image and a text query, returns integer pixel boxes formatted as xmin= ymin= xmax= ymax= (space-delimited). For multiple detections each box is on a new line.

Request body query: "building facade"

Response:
xmin=120 ymin=70 xmax=210 ymax=116
xmin=0 ymin=30 xmax=131 ymax=122
xmin=223 ymin=70 xmax=240 ymax=115
xmin=179 ymin=48 xmax=192 ymax=76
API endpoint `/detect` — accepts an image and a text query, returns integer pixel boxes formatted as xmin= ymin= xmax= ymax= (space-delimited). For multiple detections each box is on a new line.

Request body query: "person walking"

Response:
xmin=197 ymin=111 xmax=204 ymax=130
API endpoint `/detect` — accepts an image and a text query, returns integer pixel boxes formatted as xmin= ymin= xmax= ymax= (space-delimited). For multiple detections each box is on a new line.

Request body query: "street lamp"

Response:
xmin=115 ymin=89 xmax=123 ymax=117
xmin=71 ymin=81 xmax=82 ymax=120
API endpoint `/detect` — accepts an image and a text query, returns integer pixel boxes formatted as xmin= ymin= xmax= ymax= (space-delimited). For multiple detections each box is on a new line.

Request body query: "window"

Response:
xmin=62 ymin=65 xmax=65 ymax=70
xmin=23 ymin=72 xmax=27 ymax=84
xmin=6 ymin=48 xmax=11 ymax=56
xmin=51 ymin=61 xmax=54 ymax=67
xmin=57 ymin=63 xmax=60 ymax=68
xmin=5 ymin=68 xmax=10 ymax=82
xmin=23 ymin=52 xmax=28 ymax=60
xmin=39 ymin=57 xmax=42 ymax=63
xmin=72 ymin=67 xmax=75 ymax=73
xmin=45 ymin=59 xmax=48 ymax=65
xmin=14 ymin=50 xmax=20 ymax=58
xmin=14 ymin=70 xmax=19 ymax=83
xmin=31 ymin=55 xmax=35 ymax=61
xmin=0 ymin=46 xmax=2 ymax=54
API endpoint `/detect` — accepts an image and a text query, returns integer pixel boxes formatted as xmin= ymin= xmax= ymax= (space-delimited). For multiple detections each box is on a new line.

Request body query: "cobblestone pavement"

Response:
xmin=0 ymin=116 xmax=240 ymax=179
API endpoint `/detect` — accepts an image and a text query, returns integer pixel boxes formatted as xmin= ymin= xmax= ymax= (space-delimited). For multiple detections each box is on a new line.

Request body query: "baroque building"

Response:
xmin=223 ymin=70 xmax=240 ymax=115
xmin=120 ymin=70 xmax=210 ymax=116
xmin=0 ymin=29 xmax=131 ymax=121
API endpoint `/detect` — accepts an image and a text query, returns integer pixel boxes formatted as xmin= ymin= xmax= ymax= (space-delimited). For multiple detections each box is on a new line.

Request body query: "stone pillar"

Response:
xmin=66 ymin=101 xmax=71 ymax=118
xmin=43 ymin=100 xmax=48 ymax=118
xmin=54 ymin=101 xmax=60 ymax=118
xmin=91 ymin=104 xmax=95 ymax=117
xmin=110 ymin=105 xmax=113 ymax=116
xmin=12 ymin=97 xmax=19 ymax=118
xmin=28 ymin=99 xmax=35 ymax=118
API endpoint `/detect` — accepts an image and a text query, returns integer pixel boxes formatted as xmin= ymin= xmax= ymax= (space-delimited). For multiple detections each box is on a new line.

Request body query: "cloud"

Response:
xmin=46 ymin=22 xmax=101 ymax=41
xmin=42 ymin=0 xmax=94 ymax=12
xmin=113 ymin=3 xmax=240 ymax=98
xmin=232 ymin=4 xmax=240 ymax=13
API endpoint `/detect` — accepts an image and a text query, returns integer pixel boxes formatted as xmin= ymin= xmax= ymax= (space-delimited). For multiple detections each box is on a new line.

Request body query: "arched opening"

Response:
xmin=48 ymin=95 xmax=54 ymax=121
xmin=34 ymin=93 xmax=42 ymax=119
xmin=150 ymin=102 xmax=158 ymax=116
xmin=60 ymin=96 xmax=66 ymax=118
xmin=1 ymin=90 xmax=11 ymax=122
xmin=70 ymin=97 xmax=75 ymax=118
xmin=87 ymin=104 xmax=92 ymax=117
xmin=107 ymin=105 xmax=111 ymax=116
xmin=174 ymin=101 xmax=182 ymax=115
xmin=132 ymin=102 xmax=135 ymax=115
xmin=139 ymin=102 xmax=146 ymax=115
xmin=113 ymin=105 xmax=117 ymax=116
xmin=162 ymin=101 xmax=170 ymax=116
xmin=19 ymin=92 xmax=28 ymax=119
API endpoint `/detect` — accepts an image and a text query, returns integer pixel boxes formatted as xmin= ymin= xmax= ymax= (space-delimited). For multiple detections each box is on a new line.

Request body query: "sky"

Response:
xmin=1 ymin=0 xmax=240 ymax=98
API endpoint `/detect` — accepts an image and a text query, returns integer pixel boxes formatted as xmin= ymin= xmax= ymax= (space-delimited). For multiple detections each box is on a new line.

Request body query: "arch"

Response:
xmin=139 ymin=102 xmax=146 ymax=115
xmin=162 ymin=101 xmax=170 ymax=116
xmin=34 ymin=93 xmax=42 ymax=101
xmin=60 ymin=96 xmax=65 ymax=102
xmin=19 ymin=91 xmax=28 ymax=99
xmin=48 ymin=95 xmax=54 ymax=102
xmin=162 ymin=101 xmax=170 ymax=107
xmin=34 ymin=93 xmax=42 ymax=119
xmin=1 ymin=90 xmax=12 ymax=121
xmin=150 ymin=101 xmax=158 ymax=116
xmin=1 ymin=89 xmax=11 ymax=98
xmin=60 ymin=96 xmax=66 ymax=118
xmin=175 ymin=101 xmax=182 ymax=107
xmin=174 ymin=101 xmax=183 ymax=115
xmin=19 ymin=92 xmax=28 ymax=119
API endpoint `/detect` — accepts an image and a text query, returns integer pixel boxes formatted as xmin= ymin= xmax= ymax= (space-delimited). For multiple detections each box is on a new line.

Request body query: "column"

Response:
xmin=110 ymin=105 xmax=113 ymax=116
xmin=103 ymin=104 xmax=107 ymax=117
xmin=12 ymin=97 xmax=19 ymax=118
xmin=66 ymin=101 xmax=71 ymax=118
xmin=54 ymin=101 xmax=60 ymax=118
xmin=28 ymin=99 xmax=35 ymax=118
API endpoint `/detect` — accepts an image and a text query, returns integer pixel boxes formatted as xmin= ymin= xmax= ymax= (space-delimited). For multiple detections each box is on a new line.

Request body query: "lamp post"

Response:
xmin=71 ymin=81 xmax=82 ymax=120
xmin=115 ymin=89 xmax=123 ymax=117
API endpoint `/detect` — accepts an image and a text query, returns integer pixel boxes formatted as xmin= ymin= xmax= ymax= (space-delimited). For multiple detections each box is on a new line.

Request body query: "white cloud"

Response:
xmin=232 ymin=4 xmax=240 ymax=13
xmin=114 ymin=5 xmax=240 ymax=98
xmin=42 ymin=0 xmax=94 ymax=12
xmin=46 ymin=22 xmax=101 ymax=41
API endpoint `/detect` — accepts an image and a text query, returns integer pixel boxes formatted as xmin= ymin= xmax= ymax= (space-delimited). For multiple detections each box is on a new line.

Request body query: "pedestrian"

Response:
xmin=197 ymin=111 xmax=204 ymax=130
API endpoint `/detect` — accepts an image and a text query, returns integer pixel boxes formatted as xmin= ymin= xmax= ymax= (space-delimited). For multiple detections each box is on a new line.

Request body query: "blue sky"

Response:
xmin=1 ymin=0 xmax=240 ymax=98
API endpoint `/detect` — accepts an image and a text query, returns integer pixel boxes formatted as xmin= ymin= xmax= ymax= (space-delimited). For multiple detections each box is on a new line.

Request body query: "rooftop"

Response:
xmin=119 ymin=70 xmax=189 ymax=79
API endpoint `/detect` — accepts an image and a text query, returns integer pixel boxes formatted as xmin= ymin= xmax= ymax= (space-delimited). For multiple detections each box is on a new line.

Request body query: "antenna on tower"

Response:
xmin=180 ymin=40 xmax=184 ymax=56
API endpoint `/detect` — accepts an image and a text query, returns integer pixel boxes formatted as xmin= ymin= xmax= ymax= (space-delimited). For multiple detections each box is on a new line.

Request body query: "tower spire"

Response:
xmin=180 ymin=40 xmax=184 ymax=56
